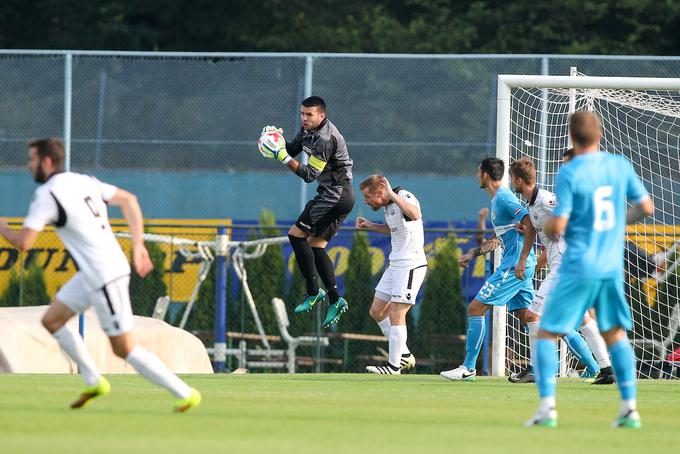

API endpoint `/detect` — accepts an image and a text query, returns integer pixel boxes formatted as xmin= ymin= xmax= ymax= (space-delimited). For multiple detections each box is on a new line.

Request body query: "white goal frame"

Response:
xmin=492 ymin=74 xmax=680 ymax=376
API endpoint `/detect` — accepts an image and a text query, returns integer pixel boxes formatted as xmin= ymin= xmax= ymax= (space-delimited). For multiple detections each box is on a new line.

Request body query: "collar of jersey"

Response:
xmin=529 ymin=185 xmax=540 ymax=206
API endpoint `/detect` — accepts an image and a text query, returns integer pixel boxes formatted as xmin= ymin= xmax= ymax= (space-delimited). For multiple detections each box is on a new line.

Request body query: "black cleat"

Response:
xmin=508 ymin=366 xmax=535 ymax=383
xmin=592 ymin=366 xmax=616 ymax=385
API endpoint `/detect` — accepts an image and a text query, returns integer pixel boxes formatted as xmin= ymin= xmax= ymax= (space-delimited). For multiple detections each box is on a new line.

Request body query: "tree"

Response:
xmin=130 ymin=239 xmax=167 ymax=316
xmin=343 ymin=230 xmax=375 ymax=334
xmin=415 ymin=236 xmax=466 ymax=367
xmin=0 ymin=261 xmax=50 ymax=307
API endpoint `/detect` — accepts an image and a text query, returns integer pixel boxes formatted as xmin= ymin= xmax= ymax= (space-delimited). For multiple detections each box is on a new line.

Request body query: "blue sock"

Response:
xmin=534 ymin=339 xmax=558 ymax=398
xmin=463 ymin=316 xmax=485 ymax=370
xmin=564 ymin=330 xmax=600 ymax=374
xmin=609 ymin=338 xmax=637 ymax=400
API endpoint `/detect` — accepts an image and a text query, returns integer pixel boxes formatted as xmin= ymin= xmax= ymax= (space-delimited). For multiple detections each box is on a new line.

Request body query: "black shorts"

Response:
xmin=295 ymin=184 xmax=355 ymax=241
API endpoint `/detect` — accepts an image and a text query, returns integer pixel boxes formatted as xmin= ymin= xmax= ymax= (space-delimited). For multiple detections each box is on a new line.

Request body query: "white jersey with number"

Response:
xmin=23 ymin=172 xmax=130 ymax=291
xmin=528 ymin=187 xmax=566 ymax=270
xmin=383 ymin=188 xmax=427 ymax=269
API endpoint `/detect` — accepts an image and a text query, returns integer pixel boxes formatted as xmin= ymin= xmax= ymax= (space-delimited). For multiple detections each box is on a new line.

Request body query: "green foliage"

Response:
xmin=0 ymin=261 xmax=50 ymax=307
xmin=343 ymin=230 xmax=375 ymax=334
xmin=130 ymin=240 xmax=167 ymax=316
xmin=184 ymin=259 xmax=216 ymax=332
xmin=415 ymin=236 xmax=466 ymax=365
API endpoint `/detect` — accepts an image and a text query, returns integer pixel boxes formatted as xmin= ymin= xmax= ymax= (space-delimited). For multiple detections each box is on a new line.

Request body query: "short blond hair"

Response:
xmin=359 ymin=174 xmax=383 ymax=192
xmin=569 ymin=111 xmax=602 ymax=148
xmin=509 ymin=158 xmax=536 ymax=184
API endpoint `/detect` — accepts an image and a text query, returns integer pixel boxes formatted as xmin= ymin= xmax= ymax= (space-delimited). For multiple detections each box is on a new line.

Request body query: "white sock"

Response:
xmin=389 ymin=325 xmax=407 ymax=368
xmin=377 ymin=317 xmax=391 ymax=338
xmin=125 ymin=346 xmax=191 ymax=399
xmin=579 ymin=319 xmax=611 ymax=368
xmin=527 ymin=321 xmax=539 ymax=368
xmin=52 ymin=325 xmax=100 ymax=387
xmin=620 ymin=399 xmax=637 ymax=415
xmin=540 ymin=396 xmax=556 ymax=413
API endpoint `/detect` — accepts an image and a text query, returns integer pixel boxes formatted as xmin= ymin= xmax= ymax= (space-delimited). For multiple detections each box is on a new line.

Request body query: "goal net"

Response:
xmin=495 ymin=73 xmax=680 ymax=379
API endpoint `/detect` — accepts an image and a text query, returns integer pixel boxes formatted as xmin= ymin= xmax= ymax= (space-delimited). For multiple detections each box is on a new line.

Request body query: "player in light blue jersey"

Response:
xmin=527 ymin=112 xmax=654 ymax=429
xmin=441 ymin=157 xmax=538 ymax=381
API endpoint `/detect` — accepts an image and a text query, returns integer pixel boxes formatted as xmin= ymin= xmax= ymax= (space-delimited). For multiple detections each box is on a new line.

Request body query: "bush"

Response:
xmin=343 ymin=230 xmax=375 ymax=334
xmin=0 ymin=260 xmax=50 ymax=307
xmin=130 ymin=239 xmax=167 ymax=316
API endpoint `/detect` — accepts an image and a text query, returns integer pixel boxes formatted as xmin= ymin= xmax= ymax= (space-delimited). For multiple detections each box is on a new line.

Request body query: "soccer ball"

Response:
xmin=258 ymin=131 xmax=286 ymax=159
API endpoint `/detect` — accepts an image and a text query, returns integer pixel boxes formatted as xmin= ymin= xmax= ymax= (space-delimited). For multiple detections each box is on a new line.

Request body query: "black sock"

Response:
xmin=288 ymin=235 xmax=319 ymax=295
xmin=312 ymin=247 xmax=340 ymax=303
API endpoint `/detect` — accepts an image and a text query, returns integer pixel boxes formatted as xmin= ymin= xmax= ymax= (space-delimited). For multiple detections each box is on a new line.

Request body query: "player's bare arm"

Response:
xmin=544 ymin=215 xmax=568 ymax=240
xmin=459 ymin=236 xmax=502 ymax=268
xmin=626 ymin=197 xmax=655 ymax=224
xmin=108 ymin=189 xmax=153 ymax=278
xmin=515 ymin=214 xmax=537 ymax=279
xmin=0 ymin=219 xmax=39 ymax=252
xmin=381 ymin=177 xmax=421 ymax=220
xmin=535 ymin=245 xmax=548 ymax=274
xmin=356 ymin=217 xmax=390 ymax=235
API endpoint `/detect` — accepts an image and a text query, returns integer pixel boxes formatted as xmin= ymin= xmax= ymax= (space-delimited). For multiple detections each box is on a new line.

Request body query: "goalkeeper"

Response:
xmin=258 ymin=96 xmax=354 ymax=328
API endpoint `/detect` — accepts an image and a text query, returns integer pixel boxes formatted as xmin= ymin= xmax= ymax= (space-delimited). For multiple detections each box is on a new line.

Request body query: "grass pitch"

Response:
xmin=0 ymin=374 xmax=678 ymax=454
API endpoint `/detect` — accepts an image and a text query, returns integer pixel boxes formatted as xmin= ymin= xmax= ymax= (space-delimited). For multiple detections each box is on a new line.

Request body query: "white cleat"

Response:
xmin=440 ymin=365 xmax=476 ymax=381
xmin=366 ymin=364 xmax=401 ymax=375
xmin=525 ymin=408 xmax=558 ymax=428
xmin=400 ymin=353 xmax=416 ymax=371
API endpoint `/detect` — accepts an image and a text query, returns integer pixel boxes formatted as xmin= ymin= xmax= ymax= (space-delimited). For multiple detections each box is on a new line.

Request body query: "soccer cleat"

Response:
xmin=322 ymin=297 xmax=348 ymax=328
xmin=174 ymin=388 xmax=202 ymax=413
xmin=612 ymin=410 xmax=642 ymax=429
xmin=400 ymin=353 xmax=416 ymax=371
xmin=366 ymin=363 xmax=401 ymax=375
xmin=294 ymin=288 xmax=326 ymax=314
xmin=525 ymin=408 xmax=558 ymax=428
xmin=70 ymin=376 xmax=111 ymax=409
xmin=580 ymin=368 xmax=599 ymax=379
xmin=508 ymin=366 xmax=535 ymax=383
xmin=440 ymin=365 xmax=476 ymax=381
xmin=592 ymin=366 xmax=616 ymax=385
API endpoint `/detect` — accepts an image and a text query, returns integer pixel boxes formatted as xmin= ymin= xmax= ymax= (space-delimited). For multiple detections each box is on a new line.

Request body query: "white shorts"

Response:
xmin=56 ymin=272 xmax=133 ymax=337
xmin=375 ymin=265 xmax=427 ymax=305
xmin=528 ymin=269 xmax=559 ymax=317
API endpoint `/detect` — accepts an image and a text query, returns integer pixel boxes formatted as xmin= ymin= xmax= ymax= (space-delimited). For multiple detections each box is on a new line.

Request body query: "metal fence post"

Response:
xmin=214 ymin=226 xmax=229 ymax=372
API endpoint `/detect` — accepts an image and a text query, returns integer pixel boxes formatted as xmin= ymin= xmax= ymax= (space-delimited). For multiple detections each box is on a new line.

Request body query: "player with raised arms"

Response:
xmin=258 ymin=96 xmax=354 ymax=327
xmin=526 ymin=112 xmax=654 ymax=428
xmin=356 ymin=175 xmax=427 ymax=374
xmin=440 ymin=157 xmax=538 ymax=381
xmin=0 ymin=138 xmax=201 ymax=412
xmin=509 ymin=157 xmax=613 ymax=384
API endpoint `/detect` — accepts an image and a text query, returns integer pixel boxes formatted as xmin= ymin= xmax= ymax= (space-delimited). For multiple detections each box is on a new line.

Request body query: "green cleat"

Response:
xmin=294 ymin=288 xmax=326 ymax=314
xmin=70 ymin=376 xmax=111 ymax=409
xmin=174 ymin=388 xmax=202 ymax=413
xmin=525 ymin=408 xmax=558 ymax=428
xmin=323 ymin=297 xmax=348 ymax=328
xmin=613 ymin=411 xmax=642 ymax=429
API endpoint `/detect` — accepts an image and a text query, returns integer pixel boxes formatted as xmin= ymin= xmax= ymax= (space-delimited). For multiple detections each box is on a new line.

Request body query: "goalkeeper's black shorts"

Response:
xmin=295 ymin=183 xmax=355 ymax=241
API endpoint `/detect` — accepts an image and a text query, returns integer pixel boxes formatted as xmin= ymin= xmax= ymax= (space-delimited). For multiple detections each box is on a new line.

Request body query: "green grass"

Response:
xmin=1 ymin=374 xmax=678 ymax=454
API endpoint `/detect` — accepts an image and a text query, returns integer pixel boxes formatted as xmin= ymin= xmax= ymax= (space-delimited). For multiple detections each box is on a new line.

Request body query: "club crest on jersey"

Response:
xmin=302 ymin=145 xmax=312 ymax=154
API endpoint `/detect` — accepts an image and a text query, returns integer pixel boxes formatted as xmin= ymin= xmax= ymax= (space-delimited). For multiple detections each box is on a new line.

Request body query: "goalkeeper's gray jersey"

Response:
xmin=286 ymin=119 xmax=353 ymax=195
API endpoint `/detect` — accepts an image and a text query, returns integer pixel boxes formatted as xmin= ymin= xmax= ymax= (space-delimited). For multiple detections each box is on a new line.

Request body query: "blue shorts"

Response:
xmin=475 ymin=266 xmax=534 ymax=312
xmin=540 ymin=276 xmax=631 ymax=334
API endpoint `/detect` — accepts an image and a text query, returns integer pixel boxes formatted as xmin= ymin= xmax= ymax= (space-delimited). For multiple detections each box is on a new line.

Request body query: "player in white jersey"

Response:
xmin=508 ymin=157 xmax=614 ymax=385
xmin=0 ymin=138 xmax=200 ymax=412
xmin=356 ymin=175 xmax=427 ymax=374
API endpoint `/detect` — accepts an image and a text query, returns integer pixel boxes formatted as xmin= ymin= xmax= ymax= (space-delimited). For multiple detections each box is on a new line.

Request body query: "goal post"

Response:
xmin=493 ymin=74 xmax=680 ymax=378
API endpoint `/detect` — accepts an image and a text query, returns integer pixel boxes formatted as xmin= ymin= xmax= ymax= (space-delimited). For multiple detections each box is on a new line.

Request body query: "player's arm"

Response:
xmin=107 ymin=188 xmax=153 ymax=278
xmin=287 ymin=135 xmax=332 ymax=183
xmin=515 ymin=214 xmax=536 ymax=279
xmin=381 ymin=177 xmax=421 ymax=220
xmin=459 ymin=236 xmax=502 ymax=268
xmin=0 ymin=220 xmax=39 ymax=251
xmin=626 ymin=198 xmax=654 ymax=224
xmin=624 ymin=159 xmax=654 ymax=223
xmin=476 ymin=207 xmax=488 ymax=245
xmin=356 ymin=217 xmax=390 ymax=235
xmin=535 ymin=245 xmax=548 ymax=273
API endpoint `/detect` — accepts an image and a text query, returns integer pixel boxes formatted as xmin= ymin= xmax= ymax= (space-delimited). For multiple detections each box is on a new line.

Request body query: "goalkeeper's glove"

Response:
xmin=261 ymin=125 xmax=283 ymax=135
xmin=258 ymin=131 xmax=292 ymax=164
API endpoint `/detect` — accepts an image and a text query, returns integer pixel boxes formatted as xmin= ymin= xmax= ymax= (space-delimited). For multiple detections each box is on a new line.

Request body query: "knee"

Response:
xmin=369 ymin=306 xmax=383 ymax=321
xmin=111 ymin=344 xmax=132 ymax=359
xmin=41 ymin=314 xmax=61 ymax=334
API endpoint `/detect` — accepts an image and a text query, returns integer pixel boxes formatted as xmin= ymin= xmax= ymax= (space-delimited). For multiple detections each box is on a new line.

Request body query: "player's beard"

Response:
xmin=33 ymin=165 xmax=47 ymax=183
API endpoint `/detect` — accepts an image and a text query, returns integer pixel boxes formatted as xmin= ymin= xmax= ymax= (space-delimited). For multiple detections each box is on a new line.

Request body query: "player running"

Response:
xmin=508 ymin=157 xmax=613 ymax=384
xmin=526 ymin=112 xmax=654 ymax=428
xmin=258 ymin=96 xmax=354 ymax=327
xmin=356 ymin=175 xmax=427 ymax=374
xmin=440 ymin=157 xmax=537 ymax=381
xmin=0 ymin=138 xmax=201 ymax=412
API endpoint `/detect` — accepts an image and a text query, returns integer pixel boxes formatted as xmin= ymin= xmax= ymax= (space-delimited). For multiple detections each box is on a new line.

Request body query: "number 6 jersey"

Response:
xmin=23 ymin=172 xmax=131 ymax=290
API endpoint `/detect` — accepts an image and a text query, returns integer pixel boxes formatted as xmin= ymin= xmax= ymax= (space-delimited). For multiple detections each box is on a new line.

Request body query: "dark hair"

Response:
xmin=480 ymin=157 xmax=504 ymax=182
xmin=301 ymin=95 xmax=326 ymax=113
xmin=569 ymin=111 xmax=601 ymax=148
xmin=28 ymin=138 xmax=65 ymax=171
xmin=509 ymin=158 xmax=536 ymax=184
xmin=562 ymin=147 xmax=574 ymax=160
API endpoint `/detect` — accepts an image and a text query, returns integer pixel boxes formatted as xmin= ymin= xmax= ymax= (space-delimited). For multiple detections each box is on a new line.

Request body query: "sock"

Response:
xmin=389 ymin=325 xmax=407 ymax=368
xmin=463 ymin=316 xmax=485 ymax=370
xmin=288 ymin=235 xmax=319 ymax=295
xmin=125 ymin=346 xmax=191 ymax=399
xmin=608 ymin=337 xmax=637 ymax=403
xmin=312 ymin=247 xmax=339 ymax=303
xmin=534 ymin=339 xmax=558 ymax=402
xmin=52 ymin=325 xmax=100 ymax=387
xmin=564 ymin=330 xmax=599 ymax=373
xmin=526 ymin=321 xmax=539 ymax=368
xmin=579 ymin=319 xmax=611 ymax=368
xmin=377 ymin=317 xmax=410 ymax=355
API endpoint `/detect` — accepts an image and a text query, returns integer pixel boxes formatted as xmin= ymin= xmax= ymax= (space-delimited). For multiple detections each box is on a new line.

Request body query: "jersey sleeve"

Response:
xmin=285 ymin=128 xmax=304 ymax=158
xmin=502 ymin=191 xmax=529 ymax=223
xmin=93 ymin=177 xmax=119 ymax=202
xmin=624 ymin=159 xmax=650 ymax=204
xmin=294 ymin=132 xmax=334 ymax=183
xmin=397 ymin=190 xmax=420 ymax=207
xmin=23 ymin=188 xmax=57 ymax=232
xmin=553 ymin=168 xmax=574 ymax=218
